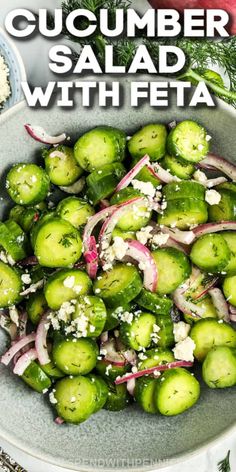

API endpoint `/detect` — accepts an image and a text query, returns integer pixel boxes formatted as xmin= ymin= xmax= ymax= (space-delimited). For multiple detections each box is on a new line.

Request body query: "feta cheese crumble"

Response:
xmin=173 ymin=337 xmax=196 ymax=362
xmin=136 ymin=226 xmax=153 ymax=245
xmin=131 ymin=179 xmax=156 ymax=198
xmin=173 ymin=321 xmax=190 ymax=343
xmin=152 ymin=232 xmax=169 ymax=247
xmin=21 ymin=274 xmax=32 ymax=285
xmin=63 ymin=276 xmax=75 ymax=288
xmin=205 ymin=189 xmax=221 ymax=206
xmin=193 ymin=170 xmax=208 ymax=183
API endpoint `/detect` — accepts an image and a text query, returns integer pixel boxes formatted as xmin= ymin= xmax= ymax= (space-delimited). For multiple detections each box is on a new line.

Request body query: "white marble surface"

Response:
xmin=0 ymin=0 xmax=235 ymax=471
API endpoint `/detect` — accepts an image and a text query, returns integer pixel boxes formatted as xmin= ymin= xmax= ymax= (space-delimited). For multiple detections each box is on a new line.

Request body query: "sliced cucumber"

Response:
xmin=216 ymin=182 xmax=236 ymax=193
xmin=0 ymin=221 xmax=28 ymax=262
xmin=162 ymin=181 xmax=205 ymax=201
xmin=87 ymin=374 xmax=109 ymax=413
xmin=223 ymin=275 xmax=236 ymax=307
xmin=135 ymin=289 xmax=173 ymax=316
xmin=132 ymin=157 xmax=161 ymax=186
xmin=110 ymin=188 xmax=152 ymax=231
xmin=19 ymin=208 xmax=41 ymax=233
xmin=86 ymin=163 xmax=126 ymax=205
xmin=40 ymin=360 xmax=65 ymax=379
xmin=152 ymin=248 xmax=191 ymax=295
xmin=158 ymin=199 xmax=208 ymax=230
xmin=57 ymin=197 xmax=94 ymax=229
xmin=22 ymin=361 xmax=51 ymax=393
xmin=44 ymin=269 xmax=92 ymax=310
xmin=184 ymin=295 xmax=218 ymax=324
xmin=202 ymin=346 xmax=236 ymax=389
xmin=128 ymin=124 xmax=167 ymax=161
xmin=104 ymin=382 xmax=130 ymax=411
xmin=167 ymin=120 xmax=209 ymax=163
xmin=26 ymin=291 xmax=48 ymax=325
xmin=156 ymin=314 xmax=175 ymax=348
xmin=112 ymin=228 xmax=136 ymax=241
xmin=6 ymin=164 xmax=50 ymax=205
xmin=120 ymin=312 xmax=157 ymax=350
xmin=162 ymin=154 xmax=195 ymax=180
xmin=138 ymin=348 xmax=174 ymax=370
xmin=190 ymin=234 xmax=230 ymax=273
xmin=9 ymin=205 xmax=25 ymax=224
xmin=72 ymin=296 xmax=107 ymax=338
xmin=155 ymin=368 xmax=200 ymax=416
xmin=54 ymin=376 xmax=97 ymax=424
xmin=208 ymin=190 xmax=236 ymax=222
xmin=0 ymin=262 xmax=22 ymax=308
xmin=44 ymin=145 xmax=83 ymax=186
xmin=134 ymin=377 xmax=158 ymax=414
xmin=34 ymin=218 xmax=82 ymax=268
xmin=30 ymin=212 xmax=56 ymax=249
xmin=190 ymin=318 xmax=236 ymax=361
xmin=74 ymin=127 xmax=125 ymax=172
xmin=96 ymin=359 xmax=129 ymax=382
xmin=52 ymin=336 xmax=99 ymax=375
xmin=94 ymin=263 xmax=142 ymax=307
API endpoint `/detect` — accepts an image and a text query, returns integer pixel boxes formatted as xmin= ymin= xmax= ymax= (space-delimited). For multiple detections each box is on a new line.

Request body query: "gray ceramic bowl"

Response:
xmin=0 ymin=82 xmax=236 ymax=471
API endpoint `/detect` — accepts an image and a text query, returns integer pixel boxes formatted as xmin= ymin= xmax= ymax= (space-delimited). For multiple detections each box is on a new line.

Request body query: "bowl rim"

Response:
xmin=0 ymin=26 xmax=27 ymax=87
xmin=0 ymin=98 xmax=236 ymax=471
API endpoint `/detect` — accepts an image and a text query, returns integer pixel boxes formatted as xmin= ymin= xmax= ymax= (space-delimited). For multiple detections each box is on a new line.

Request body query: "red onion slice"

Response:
xmin=83 ymin=205 xmax=117 ymax=256
xmin=162 ymin=236 xmax=190 ymax=255
xmin=84 ymin=236 xmax=98 ymax=279
xmin=13 ymin=348 xmax=38 ymax=376
xmin=199 ymin=153 xmax=236 ymax=181
xmin=193 ymin=221 xmax=236 ymax=239
xmin=209 ymin=288 xmax=230 ymax=323
xmin=0 ymin=311 xmax=18 ymax=341
xmin=59 ymin=177 xmax=86 ymax=195
xmin=173 ymin=288 xmax=204 ymax=319
xmin=35 ymin=314 xmax=50 ymax=366
xmin=160 ymin=226 xmax=195 ymax=245
xmin=148 ymin=163 xmax=180 ymax=184
xmin=115 ymin=361 xmax=193 ymax=384
xmin=125 ymin=240 xmax=158 ymax=292
xmin=99 ymin=197 xmax=147 ymax=252
xmin=25 ymin=124 xmax=67 ymax=145
xmin=1 ymin=333 xmax=36 ymax=366
xmin=204 ymin=177 xmax=228 ymax=188
xmin=99 ymin=200 xmax=110 ymax=210
xmin=127 ymin=378 xmax=136 ymax=396
xmin=49 ymin=150 xmax=67 ymax=159
xmin=115 ymin=155 xmax=150 ymax=192
xmin=102 ymin=339 xmax=126 ymax=366
xmin=100 ymin=331 xmax=109 ymax=344
xmin=17 ymin=256 xmax=39 ymax=267
xmin=55 ymin=417 xmax=65 ymax=425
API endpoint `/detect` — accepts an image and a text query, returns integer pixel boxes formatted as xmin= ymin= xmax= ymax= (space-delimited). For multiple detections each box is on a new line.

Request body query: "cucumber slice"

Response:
xmin=22 ymin=361 xmax=51 ymax=393
xmin=134 ymin=377 xmax=158 ymax=414
xmin=110 ymin=188 xmax=152 ymax=231
xmin=112 ymin=228 xmax=136 ymax=241
xmin=184 ymin=295 xmax=218 ymax=324
xmin=162 ymin=181 xmax=205 ymax=201
xmin=44 ymin=145 xmax=83 ymax=186
xmin=87 ymin=374 xmax=109 ymax=413
xmin=52 ymin=337 xmax=99 ymax=375
xmin=202 ymin=346 xmax=236 ymax=389
xmin=104 ymin=381 xmax=130 ymax=411
xmin=44 ymin=269 xmax=92 ymax=310
xmin=167 ymin=120 xmax=209 ymax=163
xmin=155 ymin=368 xmax=200 ymax=416
xmin=152 ymin=248 xmax=191 ymax=295
xmin=216 ymin=182 xmax=236 ymax=194
xmin=57 ymin=197 xmax=94 ymax=229
xmin=94 ymin=264 xmax=142 ymax=307
xmin=0 ymin=221 xmax=28 ymax=262
xmin=190 ymin=234 xmax=230 ymax=273
xmin=0 ymin=262 xmax=22 ymax=308
xmin=162 ymin=154 xmax=195 ymax=180
xmin=6 ymin=164 xmax=50 ymax=205
xmin=156 ymin=314 xmax=175 ymax=348
xmin=54 ymin=376 xmax=97 ymax=424
xmin=208 ymin=190 xmax=236 ymax=222
xmin=223 ymin=275 xmax=236 ymax=307
xmin=40 ymin=360 xmax=65 ymax=379
xmin=128 ymin=124 xmax=167 ymax=161
xmin=138 ymin=348 xmax=174 ymax=370
xmin=19 ymin=208 xmax=41 ymax=233
xmin=72 ymin=296 xmax=107 ymax=338
xmin=9 ymin=205 xmax=25 ymax=224
xmin=86 ymin=163 xmax=126 ymax=205
xmin=104 ymin=304 xmax=131 ymax=331
xmin=120 ymin=312 xmax=157 ymax=350
xmin=190 ymin=318 xmax=236 ymax=361
xmin=30 ymin=212 xmax=56 ymax=249
xmin=136 ymin=289 xmax=173 ymax=316
xmin=26 ymin=291 xmax=48 ymax=325
xmin=132 ymin=157 xmax=161 ymax=186
xmin=74 ymin=127 xmax=125 ymax=172
xmin=96 ymin=359 xmax=129 ymax=382
xmin=34 ymin=218 xmax=82 ymax=268
xmin=158 ymin=198 xmax=208 ymax=230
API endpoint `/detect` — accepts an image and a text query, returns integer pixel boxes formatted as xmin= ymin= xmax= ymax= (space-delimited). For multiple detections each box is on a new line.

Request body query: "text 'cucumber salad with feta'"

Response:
xmin=1 ymin=119 xmax=236 ymax=424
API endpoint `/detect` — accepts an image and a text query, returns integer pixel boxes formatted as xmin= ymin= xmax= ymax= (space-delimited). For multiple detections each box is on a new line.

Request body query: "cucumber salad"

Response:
xmin=1 ymin=119 xmax=236 ymax=424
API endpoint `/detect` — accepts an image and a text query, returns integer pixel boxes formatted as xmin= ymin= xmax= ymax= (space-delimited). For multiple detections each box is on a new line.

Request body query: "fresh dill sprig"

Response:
xmin=218 ymin=450 xmax=231 ymax=472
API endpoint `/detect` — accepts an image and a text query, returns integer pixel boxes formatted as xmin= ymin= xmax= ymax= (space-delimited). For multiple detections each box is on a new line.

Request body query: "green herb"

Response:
xmin=59 ymin=232 xmax=78 ymax=248
xmin=218 ymin=450 xmax=231 ymax=472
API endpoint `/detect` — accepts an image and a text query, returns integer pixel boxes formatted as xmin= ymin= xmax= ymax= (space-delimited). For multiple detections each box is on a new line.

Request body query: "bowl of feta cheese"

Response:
xmin=0 ymin=27 xmax=26 ymax=112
